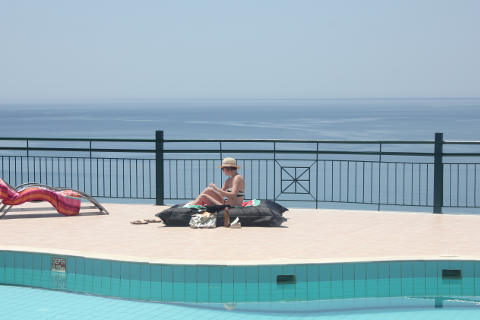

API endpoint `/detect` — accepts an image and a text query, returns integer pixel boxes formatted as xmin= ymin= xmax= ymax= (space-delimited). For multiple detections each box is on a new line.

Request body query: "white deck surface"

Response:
xmin=1 ymin=202 xmax=479 ymax=265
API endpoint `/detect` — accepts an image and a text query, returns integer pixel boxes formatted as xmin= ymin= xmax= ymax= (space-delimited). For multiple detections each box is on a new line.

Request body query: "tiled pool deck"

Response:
xmin=0 ymin=202 xmax=479 ymax=265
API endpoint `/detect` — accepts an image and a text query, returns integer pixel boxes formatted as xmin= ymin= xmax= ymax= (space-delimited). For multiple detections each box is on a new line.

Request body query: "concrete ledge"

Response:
xmin=1 ymin=202 xmax=479 ymax=265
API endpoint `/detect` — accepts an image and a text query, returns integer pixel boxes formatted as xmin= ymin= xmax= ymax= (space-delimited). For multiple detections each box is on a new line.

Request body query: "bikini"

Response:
xmin=226 ymin=188 xmax=245 ymax=198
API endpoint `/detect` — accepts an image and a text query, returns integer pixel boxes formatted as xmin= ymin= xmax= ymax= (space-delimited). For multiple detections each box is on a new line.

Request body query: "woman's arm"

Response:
xmin=213 ymin=175 xmax=243 ymax=198
xmin=208 ymin=183 xmax=224 ymax=198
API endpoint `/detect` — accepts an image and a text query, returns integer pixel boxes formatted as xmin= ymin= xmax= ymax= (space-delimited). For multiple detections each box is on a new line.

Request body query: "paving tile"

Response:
xmin=1 ymin=203 xmax=479 ymax=265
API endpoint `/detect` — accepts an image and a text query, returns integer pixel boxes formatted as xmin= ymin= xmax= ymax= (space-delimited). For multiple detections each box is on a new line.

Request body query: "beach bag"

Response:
xmin=189 ymin=212 xmax=217 ymax=228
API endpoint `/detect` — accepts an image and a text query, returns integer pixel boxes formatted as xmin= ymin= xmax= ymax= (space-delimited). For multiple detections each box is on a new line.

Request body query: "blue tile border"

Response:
xmin=0 ymin=250 xmax=479 ymax=304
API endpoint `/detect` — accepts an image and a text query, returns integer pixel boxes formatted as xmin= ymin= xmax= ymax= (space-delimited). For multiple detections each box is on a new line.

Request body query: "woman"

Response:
xmin=190 ymin=157 xmax=245 ymax=207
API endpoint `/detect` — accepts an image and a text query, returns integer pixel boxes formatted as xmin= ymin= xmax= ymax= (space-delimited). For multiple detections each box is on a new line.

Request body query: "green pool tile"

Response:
xmin=83 ymin=259 xmax=94 ymax=293
xmin=184 ymin=265 xmax=196 ymax=302
xmin=139 ymin=263 xmax=151 ymax=301
xmin=66 ymin=256 xmax=75 ymax=274
xmin=130 ymin=263 xmax=142 ymax=299
xmin=173 ymin=265 xmax=185 ymax=302
xmin=151 ymin=282 xmax=162 ymax=301
xmin=130 ymin=279 xmax=142 ymax=300
xmin=222 ymin=266 xmax=234 ymax=303
xmin=257 ymin=265 xmax=271 ymax=302
xmin=31 ymin=270 xmax=44 ymax=289
xmin=448 ymin=261 xmax=462 ymax=269
xmin=354 ymin=263 xmax=366 ymax=298
xmin=343 ymin=263 xmax=355 ymax=299
xmin=75 ymin=257 xmax=85 ymax=274
xmin=84 ymin=258 xmax=95 ymax=276
xmin=475 ymin=262 xmax=480 ymax=296
xmin=150 ymin=264 xmax=162 ymax=301
xmin=130 ymin=262 xmax=142 ymax=298
xmin=82 ymin=274 xmax=94 ymax=294
xmin=413 ymin=261 xmax=426 ymax=296
xmin=41 ymin=254 xmax=51 ymax=271
xmin=0 ymin=252 xmax=5 ymax=283
xmin=4 ymin=250 xmax=480 ymax=306
xmin=75 ymin=272 xmax=86 ymax=294
xmin=389 ymin=262 xmax=402 ymax=297
xmin=281 ymin=265 xmax=296 ymax=301
xmin=208 ymin=266 xmax=221 ymax=303
xmin=319 ymin=264 xmax=331 ymax=299
xmin=270 ymin=265 xmax=284 ymax=302
xmin=461 ymin=261 xmax=475 ymax=296
xmin=42 ymin=255 xmax=54 ymax=288
xmin=100 ymin=260 xmax=112 ymax=297
xmin=66 ymin=272 xmax=76 ymax=292
xmin=447 ymin=261 xmax=463 ymax=296
xmin=377 ymin=262 xmax=389 ymax=297
xmin=5 ymin=252 xmax=15 ymax=285
xmin=306 ymin=264 xmax=320 ymax=301
xmin=295 ymin=265 xmax=308 ymax=301
xmin=151 ymin=264 xmax=161 ymax=282
xmin=110 ymin=261 xmax=121 ymax=297
xmin=281 ymin=283 xmax=297 ymax=302
xmin=30 ymin=253 xmax=43 ymax=287
xmin=331 ymin=264 xmax=343 ymax=299
xmin=233 ymin=266 xmax=247 ymax=302
xmin=365 ymin=279 xmax=379 ymax=299
xmin=425 ymin=261 xmax=438 ymax=296
xmin=39 ymin=270 xmax=50 ymax=289
xmin=366 ymin=263 xmax=378 ymax=298
xmin=196 ymin=266 xmax=209 ymax=303
xmin=50 ymin=271 xmax=67 ymax=291
xmin=401 ymin=261 xmax=414 ymax=296
xmin=437 ymin=261 xmax=451 ymax=296
xmin=129 ymin=262 xmax=141 ymax=281
xmin=14 ymin=252 xmax=23 ymax=284
xmin=245 ymin=266 xmax=259 ymax=302
xmin=92 ymin=259 xmax=103 ymax=296
xmin=161 ymin=264 xmax=174 ymax=301
xmin=23 ymin=253 xmax=33 ymax=286
xmin=119 ymin=262 xmax=131 ymax=298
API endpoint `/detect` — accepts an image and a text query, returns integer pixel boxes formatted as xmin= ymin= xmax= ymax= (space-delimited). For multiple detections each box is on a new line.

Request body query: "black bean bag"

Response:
xmin=156 ymin=200 xmax=288 ymax=227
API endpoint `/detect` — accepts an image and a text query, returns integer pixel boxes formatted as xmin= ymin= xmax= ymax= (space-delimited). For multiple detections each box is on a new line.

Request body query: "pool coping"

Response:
xmin=1 ymin=202 xmax=480 ymax=266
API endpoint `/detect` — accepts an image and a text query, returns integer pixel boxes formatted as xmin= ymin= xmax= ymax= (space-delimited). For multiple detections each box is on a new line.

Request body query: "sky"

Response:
xmin=0 ymin=0 xmax=479 ymax=102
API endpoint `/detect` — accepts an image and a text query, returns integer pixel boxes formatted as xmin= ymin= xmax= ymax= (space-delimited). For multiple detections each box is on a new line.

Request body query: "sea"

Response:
xmin=0 ymin=98 xmax=479 ymax=141
xmin=1 ymin=98 xmax=479 ymax=212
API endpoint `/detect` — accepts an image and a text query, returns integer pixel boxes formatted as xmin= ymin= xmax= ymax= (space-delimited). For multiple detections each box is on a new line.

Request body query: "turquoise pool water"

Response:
xmin=2 ymin=250 xmax=480 ymax=318
xmin=2 ymin=285 xmax=480 ymax=320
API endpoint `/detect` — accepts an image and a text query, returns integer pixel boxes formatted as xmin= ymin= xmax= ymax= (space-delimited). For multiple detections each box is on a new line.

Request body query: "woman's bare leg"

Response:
xmin=191 ymin=187 xmax=223 ymax=204
xmin=191 ymin=194 xmax=223 ymax=206
xmin=201 ymin=187 xmax=224 ymax=203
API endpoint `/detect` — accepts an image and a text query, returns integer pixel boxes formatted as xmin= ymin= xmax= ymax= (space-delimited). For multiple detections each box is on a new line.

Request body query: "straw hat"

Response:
xmin=218 ymin=157 xmax=240 ymax=169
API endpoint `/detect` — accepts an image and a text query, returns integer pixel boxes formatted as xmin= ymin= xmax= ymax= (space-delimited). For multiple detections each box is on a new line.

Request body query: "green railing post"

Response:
xmin=155 ymin=130 xmax=164 ymax=205
xmin=377 ymin=143 xmax=382 ymax=211
xmin=433 ymin=132 xmax=444 ymax=213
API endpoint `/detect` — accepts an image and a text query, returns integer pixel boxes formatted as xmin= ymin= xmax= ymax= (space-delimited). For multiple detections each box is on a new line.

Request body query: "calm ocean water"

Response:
xmin=0 ymin=98 xmax=479 ymax=141
xmin=0 ymin=99 xmax=479 ymax=212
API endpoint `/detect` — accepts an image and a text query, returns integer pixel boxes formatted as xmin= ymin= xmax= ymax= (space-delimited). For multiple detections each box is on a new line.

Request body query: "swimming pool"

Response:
xmin=1 ymin=250 xmax=480 ymax=318
xmin=2 ymin=285 xmax=480 ymax=320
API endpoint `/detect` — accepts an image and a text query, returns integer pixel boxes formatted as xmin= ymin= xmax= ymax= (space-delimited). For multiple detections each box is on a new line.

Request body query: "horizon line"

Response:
xmin=1 ymin=96 xmax=480 ymax=104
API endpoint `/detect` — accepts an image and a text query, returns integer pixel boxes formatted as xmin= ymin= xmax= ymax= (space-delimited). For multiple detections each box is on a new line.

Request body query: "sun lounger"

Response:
xmin=0 ymin=178 xmax=109 ymax=218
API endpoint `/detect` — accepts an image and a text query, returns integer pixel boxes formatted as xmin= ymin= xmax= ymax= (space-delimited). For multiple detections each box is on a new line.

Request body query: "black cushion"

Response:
xmin=156 ymin=200 xmax=288 ymax=227
xmin=217 ymin=200 xmax=287 ymax=227
xmin=155 ymin=204 xmax=201 ymax=226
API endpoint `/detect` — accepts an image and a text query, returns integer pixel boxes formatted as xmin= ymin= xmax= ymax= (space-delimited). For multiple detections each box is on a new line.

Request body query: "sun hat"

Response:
xmin=218 ymin=157 xmax=240 ymax=169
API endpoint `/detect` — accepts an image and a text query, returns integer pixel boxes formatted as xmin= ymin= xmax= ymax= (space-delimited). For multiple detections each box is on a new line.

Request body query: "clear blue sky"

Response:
xmin=1 ymin=0 xmax=479 ymax=101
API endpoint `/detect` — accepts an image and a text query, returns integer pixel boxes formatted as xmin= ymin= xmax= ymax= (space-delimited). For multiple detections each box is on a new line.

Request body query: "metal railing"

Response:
xmin=0 ymin=137 xmax=156 ymax=199
xmin=1 ymin=132 xmax=479 ymax=212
